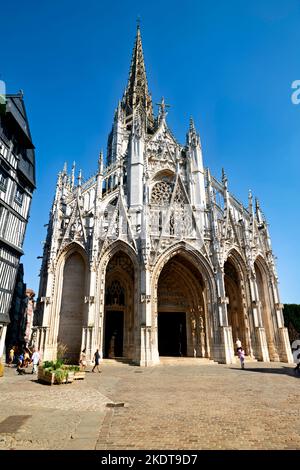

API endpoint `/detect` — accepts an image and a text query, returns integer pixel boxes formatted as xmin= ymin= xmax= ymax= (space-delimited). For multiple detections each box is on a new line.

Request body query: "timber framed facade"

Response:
xmin=0 ymin=93 xmax=36 ymax=359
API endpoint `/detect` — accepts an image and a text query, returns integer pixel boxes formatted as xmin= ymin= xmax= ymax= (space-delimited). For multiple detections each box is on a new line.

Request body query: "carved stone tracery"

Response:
xmin=151 ymin=181 xmax=173 ymax=205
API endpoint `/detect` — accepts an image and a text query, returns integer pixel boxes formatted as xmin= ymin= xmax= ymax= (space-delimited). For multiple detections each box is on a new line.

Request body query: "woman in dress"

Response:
xmin=80 ymin=349 xmax=87 ymax=370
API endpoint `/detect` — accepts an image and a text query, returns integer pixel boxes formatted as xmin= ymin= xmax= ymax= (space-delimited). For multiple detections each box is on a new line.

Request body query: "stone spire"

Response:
xmin=122 ymin=25 xmax=154 ymax=131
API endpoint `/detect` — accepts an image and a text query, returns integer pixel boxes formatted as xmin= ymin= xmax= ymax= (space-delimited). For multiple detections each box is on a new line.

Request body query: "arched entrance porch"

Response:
xmin=156 ymin=252 xmax=209 ymax=359
xmin=103 ymin=251 xmax=135 ymax=359
xmin=224 ymin=255 xmax=250 ymax=355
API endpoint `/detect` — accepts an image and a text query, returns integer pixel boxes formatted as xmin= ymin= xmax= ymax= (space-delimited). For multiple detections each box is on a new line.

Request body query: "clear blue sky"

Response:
xmin=1 ymin=0 xmax=299 ymax=302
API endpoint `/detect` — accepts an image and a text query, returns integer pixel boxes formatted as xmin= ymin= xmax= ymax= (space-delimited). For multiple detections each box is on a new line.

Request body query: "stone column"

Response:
xmin=138 ymin=266 xmax=158 ymax=367
xmin=41 ymin=327 xmax=48 ymax=356
xmin=277 ymin=326 xmax=294 ymax=363
xmin=248 ymin=273 xmax=270 ymax=362
xmin=220 ymin=325 xmax=235 ymax=364
xmin=87 ymin=269 xmax=96 ymax=327
xmin=273 ymin=299 xmax=293 ymax=363
xmin=0 ymin=325 xmax=7 ymax=361
xmin=81 ymin=326 xmax=94 ymax=364
xmin=213 ymin=269 xmax=235 ymax=364
xmin=140 ymin=324 xmax=153 ymax=367
xmin=269 ymin=279 xmax=293 ymax=362
xmin=215 ymin=269 xmax=228 ymax=327
xmin=41 ymin=269 xmax=55 ymax=327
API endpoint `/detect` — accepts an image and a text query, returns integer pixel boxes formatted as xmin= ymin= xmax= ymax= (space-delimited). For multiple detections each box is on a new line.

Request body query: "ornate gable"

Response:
xmin=60 ymin=197 xmax=87 ymax=251
xmin=100 ymin=190 xmax=137 ymax=255
xmin=146 ymin=120 xmax=179 ymax=173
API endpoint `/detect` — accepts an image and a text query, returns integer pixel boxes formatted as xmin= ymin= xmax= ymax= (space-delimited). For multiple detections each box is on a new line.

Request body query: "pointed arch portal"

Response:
xmin=224 ymin=258 xmax=247 ymax=353
xmin=104 ymin=251 xmax=135 ymax=359
xmin=157 ymin=253 xmax=208 ymax=358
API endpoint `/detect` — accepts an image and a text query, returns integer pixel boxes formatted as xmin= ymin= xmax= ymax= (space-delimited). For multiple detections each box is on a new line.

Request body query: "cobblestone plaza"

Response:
xmin=0 ymin=360 xmax=299 ymax=450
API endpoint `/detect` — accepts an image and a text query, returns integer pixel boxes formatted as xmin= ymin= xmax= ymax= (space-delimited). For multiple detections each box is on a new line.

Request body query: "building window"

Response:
xmin=14 ymin=187 xmax=24 ymax=206
xmin=0 ymin=170 xmax=7 ymax=192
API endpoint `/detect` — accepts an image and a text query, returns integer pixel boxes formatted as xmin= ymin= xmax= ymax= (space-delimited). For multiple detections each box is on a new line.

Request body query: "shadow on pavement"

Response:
xmin=230 ymin=366 xmax=299 ymax=378
xmin=102 ymin=358 xmax=139 ymax=367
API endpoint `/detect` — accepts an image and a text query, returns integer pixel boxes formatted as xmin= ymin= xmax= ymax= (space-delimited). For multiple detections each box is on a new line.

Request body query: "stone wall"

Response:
xmin=58 ymin=253 xmax=85 ymax=363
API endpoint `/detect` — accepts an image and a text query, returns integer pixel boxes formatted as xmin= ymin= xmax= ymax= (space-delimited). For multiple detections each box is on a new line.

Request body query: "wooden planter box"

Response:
xmin=38 ymin=367 xmax=74 ymax=385
xmin=73 ymin=371 xmax=85 ymax=380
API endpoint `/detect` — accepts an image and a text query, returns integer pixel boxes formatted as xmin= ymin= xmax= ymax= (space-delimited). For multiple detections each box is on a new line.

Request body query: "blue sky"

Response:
xmin=1 ymin=0 xmax=299 ymax=302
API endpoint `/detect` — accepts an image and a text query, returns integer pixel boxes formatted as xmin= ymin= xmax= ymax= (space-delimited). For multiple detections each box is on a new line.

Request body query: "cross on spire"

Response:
xmin=156 ymin=97 xmax=170 ymax=121
xmin=156 ymin=97 xmax=170 ymax=114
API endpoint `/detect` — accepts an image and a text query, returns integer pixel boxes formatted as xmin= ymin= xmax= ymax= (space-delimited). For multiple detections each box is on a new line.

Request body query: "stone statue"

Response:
xmin=199 ymin=315 xmax=206 ymax=358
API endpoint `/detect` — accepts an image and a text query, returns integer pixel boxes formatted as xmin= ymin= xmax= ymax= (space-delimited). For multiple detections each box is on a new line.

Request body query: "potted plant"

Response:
xmin=38 ymin=360 xmax=74 ymax=385
xmin=38 ymin=360 xmax=84 ymax=385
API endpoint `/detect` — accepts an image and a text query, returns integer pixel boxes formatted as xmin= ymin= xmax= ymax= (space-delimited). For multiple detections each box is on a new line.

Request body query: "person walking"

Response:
xmin=8 ymin=347 xmax=14 ymax=367
xmin=237 ymin=347 xmax=245 ymax=369
xmin=92 ymin=349 xmax=101 ymax=373
xmin=31 ymin=349 xmax=40 ymax=374
xmin=24 ymin=349 xmax=30 ymax=368
xmin=236 ymin=338 xmax=242 ymax=352
xmin=16 ymin=352 xmax=26 ymax=374
xmin=80 ymin=349 xmax=87 ymax=371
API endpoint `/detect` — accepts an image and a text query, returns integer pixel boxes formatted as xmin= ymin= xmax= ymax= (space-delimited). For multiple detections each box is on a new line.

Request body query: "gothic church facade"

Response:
xmin=35 ymin=28 xmax=292 ymax=366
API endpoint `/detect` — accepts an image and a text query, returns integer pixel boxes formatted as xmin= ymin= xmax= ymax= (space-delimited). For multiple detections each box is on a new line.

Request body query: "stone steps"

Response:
xmin=101 ymin=357 xmax=217 ymax=366
xmin=101 ymin=356 xmax=258 ymax=366
xmin=101 ymin=358 xmax=132 ymax=365
xmin=158 ymin=357 xmax=217 ymax=365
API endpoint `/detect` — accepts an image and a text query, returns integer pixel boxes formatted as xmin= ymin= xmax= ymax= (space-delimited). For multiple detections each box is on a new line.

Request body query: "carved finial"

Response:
xmin=255 ymin=197 xmax=260 ymax=211
xmin=71 ymin=161 xmax=75 ymax=187
xmin=78 ymin=169 xmax=82 ymax=186
xmin=63 ymin=161 xmax=67 ymax=174
xmin=222 ymin=168 xmax=228 ymax=188
xmin=248 ymin=189 xmax=254 ymax=215
xmin=187 ymin=116 xmax=201 ymax=148
xmin=98 ymin=150 xmax=104 ymax=174
xmin=207 ymin=167 xmax=212 ymax=183
xmin=255 ymin=197 xmax=264 ymax=225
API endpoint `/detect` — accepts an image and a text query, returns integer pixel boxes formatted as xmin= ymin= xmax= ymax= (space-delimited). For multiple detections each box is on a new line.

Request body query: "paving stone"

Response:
xmin=0 ymin=362 xmax=299 ymax=449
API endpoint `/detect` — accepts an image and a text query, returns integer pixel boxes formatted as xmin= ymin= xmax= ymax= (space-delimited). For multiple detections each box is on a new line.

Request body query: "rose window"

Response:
xmin=150 ymin=181 xmax=173 ymax=205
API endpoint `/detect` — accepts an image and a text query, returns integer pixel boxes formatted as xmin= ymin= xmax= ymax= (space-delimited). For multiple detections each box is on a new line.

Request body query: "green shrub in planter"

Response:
xmin=54 ymin=369 xmax=66 ymax=384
